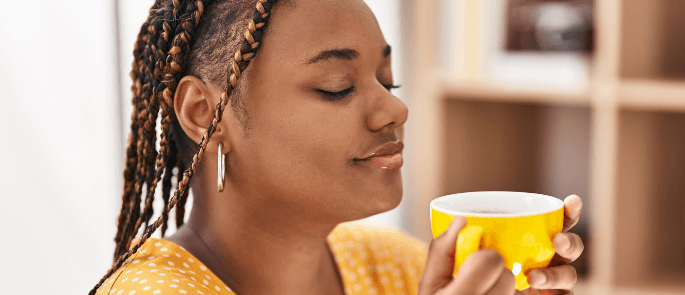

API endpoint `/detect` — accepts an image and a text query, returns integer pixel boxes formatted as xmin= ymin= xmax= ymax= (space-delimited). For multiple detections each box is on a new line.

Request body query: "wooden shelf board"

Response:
xmin=619 ymin=79 xmax=685 ymax=112
xmin=439 ymin=79 xmax=591 ymax=106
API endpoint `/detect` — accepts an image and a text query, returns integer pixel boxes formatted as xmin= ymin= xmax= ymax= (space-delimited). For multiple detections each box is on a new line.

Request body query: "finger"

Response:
xmin=442 ymin=249 xmax=505 ymax=294
xmin=527 ymin=265 xmax=577 ymax=290
xmin=562 ymin=195 xmax=582 ymax=232
xmin=419 ymin=216 xmax=467 ymax=294
xmin=550 ymin=233 xmax=584 ymax=265
xmin=484 ymin=267 xmax=517 ymax=295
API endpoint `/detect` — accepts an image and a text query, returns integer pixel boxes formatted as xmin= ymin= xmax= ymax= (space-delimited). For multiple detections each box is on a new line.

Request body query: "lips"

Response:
xmin=356 ymin=141 xmax=404 ymax=160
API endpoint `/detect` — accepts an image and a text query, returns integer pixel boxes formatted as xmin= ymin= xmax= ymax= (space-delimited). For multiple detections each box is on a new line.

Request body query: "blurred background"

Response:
xmin=1 ymin=0 xmax=683 ymax=294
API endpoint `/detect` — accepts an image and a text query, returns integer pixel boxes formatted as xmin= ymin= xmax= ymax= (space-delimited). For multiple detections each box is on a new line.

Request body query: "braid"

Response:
xmin=160 ymin=134 xmax=178 ymax=237
xmin=113 ymin=6 xmax=165 ymax=259
xmin=112 ymin=12 xmax=153 ymax=259
xmin=90 ymin=1 xmax=279 ymax=294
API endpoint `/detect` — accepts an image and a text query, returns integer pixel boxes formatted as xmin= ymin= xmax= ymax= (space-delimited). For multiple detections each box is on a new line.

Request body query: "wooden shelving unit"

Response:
xmin=402 ymin=0 xmax=685 ymax=294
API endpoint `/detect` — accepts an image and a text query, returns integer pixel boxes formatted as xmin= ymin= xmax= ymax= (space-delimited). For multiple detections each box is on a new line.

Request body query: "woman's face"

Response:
xmin=226 ymin=0 xmax=408 ymax=223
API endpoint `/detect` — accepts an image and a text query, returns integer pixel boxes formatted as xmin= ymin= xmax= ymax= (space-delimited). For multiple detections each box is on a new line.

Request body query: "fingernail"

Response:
xmin=530 ymin=271 xmax=547 ymax=286
xmin=554 ymin=234 xmax=571 ymax=252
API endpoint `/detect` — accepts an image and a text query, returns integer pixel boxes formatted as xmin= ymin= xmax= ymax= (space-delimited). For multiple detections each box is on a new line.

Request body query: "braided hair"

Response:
xmin=90 ymin=0 xmax=280 ymax=294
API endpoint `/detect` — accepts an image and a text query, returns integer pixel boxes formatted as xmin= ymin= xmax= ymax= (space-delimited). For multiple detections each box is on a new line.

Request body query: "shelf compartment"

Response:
xmin=620 ymin=0 xmax=685 ymax=79
xmin=615 ymin=109 xmax=685 ymax=288
xmin=441 ymin=98 xmax=592 ymax=277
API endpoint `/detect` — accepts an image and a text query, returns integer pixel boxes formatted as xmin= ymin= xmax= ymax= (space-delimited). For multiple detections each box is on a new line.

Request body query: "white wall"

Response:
xmin=0 ymin=1 xmax=121 ymax=294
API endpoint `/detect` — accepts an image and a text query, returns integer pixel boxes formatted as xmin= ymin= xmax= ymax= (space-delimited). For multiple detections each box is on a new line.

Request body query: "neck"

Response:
xmin=168 ymin=165 xmax=345 ymax=295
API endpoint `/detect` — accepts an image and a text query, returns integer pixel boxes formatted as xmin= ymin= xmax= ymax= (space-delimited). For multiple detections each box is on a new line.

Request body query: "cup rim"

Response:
xmin=430 ymin=191 xmax=564 ymax=217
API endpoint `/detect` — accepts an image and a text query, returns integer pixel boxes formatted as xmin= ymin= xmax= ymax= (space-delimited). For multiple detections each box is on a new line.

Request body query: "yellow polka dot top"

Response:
xmin=98 ymin=223 xmax=428 ymax=295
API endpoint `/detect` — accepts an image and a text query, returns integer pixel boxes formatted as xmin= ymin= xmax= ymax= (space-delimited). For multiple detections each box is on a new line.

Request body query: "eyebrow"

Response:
xmin=304 ymin=44 xmax=392 ymax=65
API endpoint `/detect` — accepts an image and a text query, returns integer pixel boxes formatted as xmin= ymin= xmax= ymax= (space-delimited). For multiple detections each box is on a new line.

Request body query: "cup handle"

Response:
xmin=455 ymin=225 xmax=484 ymax=274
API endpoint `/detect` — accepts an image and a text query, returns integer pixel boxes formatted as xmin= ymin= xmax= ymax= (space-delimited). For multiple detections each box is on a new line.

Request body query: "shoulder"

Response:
xmin=328 ymin=223 xmax=428 ymax=294
xmin=96 ymin=239 xmax=233 ymax=295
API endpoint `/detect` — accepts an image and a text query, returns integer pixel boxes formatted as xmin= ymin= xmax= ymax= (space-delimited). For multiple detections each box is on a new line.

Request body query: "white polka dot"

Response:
xmin=168 ymin=261 xmax=174 ymax=266
xmin=178 ymin=270 xmax=186 ymax=273
xmin=225 ymin=286 xmax=230 ymax=291
xmin=188 ymin=258 xmax=195 ymax=263
xmin=394 ymin=280 xmax=404 ymax=288
xmin=159 ymin=273 xmax=166 ymax=276
xmin=148 ymin=256 xmax=155 ymax=260
xmin=150 ymin=269 xmax=158 ymax=272
xmin=353 ymin=283 xmax=362 ymax=292
xmin=364 ymin=277 xmax=372 ymax=285
xmin=140 ymin=250 xmax=146 ymax=254
xmin=203 ymin=279 xmax=209 ymax=285
xmin=179 ymin=290 xmax=187 ymax=294
xmin=157 ymin=280 xmax=164 ymax=283
xmin=164 ymin=267 xmax=171 ymax=270
xmin=132 ymin=278 xmax=139 ymax=282
xmin=381 ymin=276 xmax=389 ymax=285
xmin=132 ymin=260 xmax=140 ymax=264
xmin=162 ymin=254 xmax=170 ymax=257
xmin=152 ymin=290 xmax=161 ymax=295
xmin=139 ymin=279 xmax=147 ymax=284
xmin=196 ymin=291 xmax=203 ymax=294
xmin=148 ymin=263 xmax=156 ymax=266
xmin=128 ymin=291 xmax=136 ymax=295
xmin=199 ymin=265 xmax=207 ymax=271
xmin=175 ymin=253 xmax=182 ymax=258
xmin=154 ymin=242 xmax=162 ymax=247
xmin=189 ymin=271 xmax=196 ymax=274
xmin=136 ymin=271 xmax=143 ymax=275
xmin=117 ymin=289 xmax=123 ymax=295
xmin=160 ymin=247 xmax=168 ymax=251
xmin=109 ymin=289 xmax=116 ymax=294
xmin=190 ymin=277 xmax=196 ymax=281
xmin=122 ymin=278 xmax=128 ymax=282
xmin=125 ymin=270 xmax=132 ymax=274
xmin=143 ymin=286 xmax=151 ymax=291
xmin=215 ymin=286 xmax=221 ymax=292
xmin=183 ymin=263 xmax=190 ymax=268
xmin=187 ymin=283 xmax=195 ymax=287
xmin=205 ymin=275 xmax=211 ymax=280
xmin=170 ymin=284 xmax=178 ymax=288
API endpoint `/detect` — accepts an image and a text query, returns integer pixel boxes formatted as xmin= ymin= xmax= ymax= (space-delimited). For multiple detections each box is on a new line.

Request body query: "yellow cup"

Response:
xmin=430 ymin=191 xmax=564 ymax=290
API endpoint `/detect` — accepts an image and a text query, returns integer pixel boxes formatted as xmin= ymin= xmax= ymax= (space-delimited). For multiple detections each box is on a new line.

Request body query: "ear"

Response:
xmin=174 ymin=75 xmax=231 ymax=154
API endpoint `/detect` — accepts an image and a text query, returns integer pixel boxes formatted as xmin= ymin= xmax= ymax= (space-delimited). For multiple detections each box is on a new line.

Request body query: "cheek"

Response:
xmin=242 ymin=101 xmax=403 ymax=218
xmin=248 ymin=108 xmax=355 ymax=196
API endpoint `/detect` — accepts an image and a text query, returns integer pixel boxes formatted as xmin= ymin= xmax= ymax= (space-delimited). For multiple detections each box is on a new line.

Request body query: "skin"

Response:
xmin=166 ymin=0 xmax=585 ymax=294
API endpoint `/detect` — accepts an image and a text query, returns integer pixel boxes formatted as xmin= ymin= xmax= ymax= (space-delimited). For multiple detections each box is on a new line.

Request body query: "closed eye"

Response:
xmin=384 ymin=84 xmax=401 ymax=91
xmin=317 ymin=87 xmax=354 ymax=100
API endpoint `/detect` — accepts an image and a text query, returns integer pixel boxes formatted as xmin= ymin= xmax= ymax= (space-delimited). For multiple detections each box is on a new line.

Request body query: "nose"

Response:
xmin=365 ymin=85 xmax=409 ymax=133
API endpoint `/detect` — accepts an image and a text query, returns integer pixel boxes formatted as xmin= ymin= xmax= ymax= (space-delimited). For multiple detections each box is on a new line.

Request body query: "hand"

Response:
xmin=525 ymin=195 xmax=584 ymax=295
xmin=419 ymin=216 xmax=525 ymax=295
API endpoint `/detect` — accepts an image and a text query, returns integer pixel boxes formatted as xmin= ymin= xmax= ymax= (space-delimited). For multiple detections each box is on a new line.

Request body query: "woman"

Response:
xmin=92 ymin=0 xmax=584 ymax=294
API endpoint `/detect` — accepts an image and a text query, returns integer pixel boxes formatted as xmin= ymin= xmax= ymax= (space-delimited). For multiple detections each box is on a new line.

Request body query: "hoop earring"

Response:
xmin=217 ymin=142 xmax=226 ymax=192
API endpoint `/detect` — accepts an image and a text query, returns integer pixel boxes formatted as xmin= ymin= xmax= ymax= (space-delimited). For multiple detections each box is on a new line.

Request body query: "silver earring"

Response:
xmin=217 ymin=142 xmax=226 ymax=192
